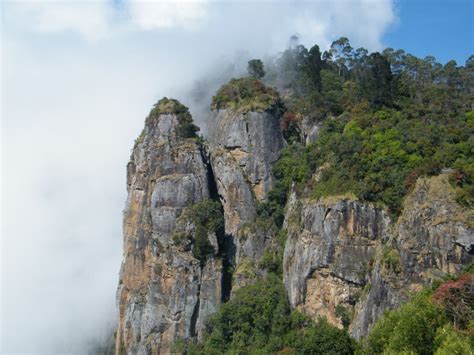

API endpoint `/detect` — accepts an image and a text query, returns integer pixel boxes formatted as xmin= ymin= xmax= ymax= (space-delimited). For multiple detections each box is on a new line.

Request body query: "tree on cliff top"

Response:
xmin=247 ymin=59 xmax=266 ymax=79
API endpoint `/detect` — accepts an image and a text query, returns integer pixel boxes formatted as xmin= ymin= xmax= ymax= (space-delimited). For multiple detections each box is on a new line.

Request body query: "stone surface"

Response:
xmin=116 ymin=97 xmax=474 ymax=354
xmin=283 ymin=175 xmax=473 ymax=338
xmin=208 ymin=109 xmax=285 ymax=203
xmin=283 ymin=194 xmax=389 ymax=330
xmin=115 ymin=112 xmax=221 ymax=355
xmin=207 ymin=108 xmax=285 ymax=288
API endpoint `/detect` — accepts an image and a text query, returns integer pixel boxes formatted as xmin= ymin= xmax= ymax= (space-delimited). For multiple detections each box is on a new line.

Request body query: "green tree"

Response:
xmin=247 ymin=59 xmax=266 ymax=79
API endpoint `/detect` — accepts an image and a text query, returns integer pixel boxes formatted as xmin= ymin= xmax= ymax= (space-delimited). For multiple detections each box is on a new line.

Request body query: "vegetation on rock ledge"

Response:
xmin=264 ymin=37 xmax=473 ymax=215
xmin=149 ymin=97 xmax=199 ymax=138
xmin=174 ymin=275 xmax=355 ymax=354
xmin=211 ymin=77 xmax=283 ymax=114
xmin=359 ymin=268 xmax=474 ymax=354
xmin=175 ymin=199 xmax=225 ymax=265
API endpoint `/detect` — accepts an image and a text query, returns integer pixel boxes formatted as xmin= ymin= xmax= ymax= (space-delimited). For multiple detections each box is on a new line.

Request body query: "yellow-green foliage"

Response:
xmin=360 ymin=272 xmax=474 ymax=355
xmin=235 ymin=259 xmax=257 ymax=279
xmin=211 ymin=77 xmax=283 ymax=113
xmin=175 ymin=275 xmax=355 ymax=354
xmin=381 ymin=247 xmax=402 ymax=275
xmin=434 ymin=324 xmax=473 ymax=355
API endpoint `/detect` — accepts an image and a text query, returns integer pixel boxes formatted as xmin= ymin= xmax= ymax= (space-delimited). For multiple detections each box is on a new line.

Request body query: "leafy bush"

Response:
xmin=360 ymin=271 xmax=474 ymax=355
xmin=263 ymin=37 xmax=473 ymax=215
xmin=179 ymin=199 xmax=225 ymax=265
xmin=177 ymin=275 xmax=355 ymax=354
xmin=432 ymin=274 xmax=474 ymax=329
xmin=211 ymin=77 xmax=283 ymax=114
xmin=248 ymin=59 xmax=266 ymax=79
xmin=362 ymin=292 xmax=447 ymax=354
xmin=148 ymin=97 xmax=199 ymax=138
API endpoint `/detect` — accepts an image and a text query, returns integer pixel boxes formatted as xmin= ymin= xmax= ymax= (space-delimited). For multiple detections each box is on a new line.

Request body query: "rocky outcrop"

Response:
xmin=207 ymin=108 xmax=285 ymax=284
xmin=352 ymin=174 xmax=474 ymax=338
xmin=115 ymin=108 xmax=222 ymax=354
xmin=116 ymin=88 xmax=473 ymax=354
xmin=208 ymin=109 xmax=285 ymax=205
xmin=283 ymin=192 xmax=390 ymax=329
xmin=283 ymin=174 xmax=474 ymax=338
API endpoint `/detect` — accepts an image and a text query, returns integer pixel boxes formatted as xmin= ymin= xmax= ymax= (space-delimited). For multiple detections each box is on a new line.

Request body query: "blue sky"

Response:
xmin=385 ymin=0 xmax=473 ymax=64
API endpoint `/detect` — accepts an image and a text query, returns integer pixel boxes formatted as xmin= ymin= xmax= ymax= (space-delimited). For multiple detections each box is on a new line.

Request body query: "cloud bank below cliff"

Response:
xmin=1 ymin=0 xmax=396 ymax=353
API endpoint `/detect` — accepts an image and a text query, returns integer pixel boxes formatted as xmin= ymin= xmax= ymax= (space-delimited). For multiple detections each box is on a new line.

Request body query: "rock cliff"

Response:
xmin=115 ymin=105 xmax=221 ymax=354
xmin=116 ymin=97 xmax=285 ymax=354
xmin=283 ymin=174 xmax=473 ymax=338
xmin=116 ymin=89 xmax=473 ymax=353
xmin=207 ymin=108 xmax=285 ymax=287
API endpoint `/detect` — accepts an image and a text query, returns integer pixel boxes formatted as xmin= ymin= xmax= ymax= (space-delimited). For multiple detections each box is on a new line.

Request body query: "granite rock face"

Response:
xmin=116 ymin=93 xmax=473 ymax=354
xmin=283 ymin=192 xmax=390 ymax=330
xmin=115 ymin=112 xmax=221 ymax=354
xmin=207 ymin=109 xmax=285 ymax=283
xmin=283 ymin=174 xmax=473 ymax=338
xmin=208 ymin=109 xmax=285 ymax=204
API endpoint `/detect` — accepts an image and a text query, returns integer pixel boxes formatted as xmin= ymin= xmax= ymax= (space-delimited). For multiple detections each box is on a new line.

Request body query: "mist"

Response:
xmin=1 ymin=1 xmax=396 ymax=353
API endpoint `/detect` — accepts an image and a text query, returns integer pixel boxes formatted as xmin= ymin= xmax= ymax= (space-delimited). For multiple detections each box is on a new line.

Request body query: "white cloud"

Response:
xmin=3 ymin=0 xmax=213 ymax=41
xmin=128 ymin=0 xmax=211 ymax=30
xmin=289 ymin=0 xmax=395 ymax=51
xmin=5 ymin=0 xmax=112 ymax=41
xmin=1 ymin=0 xmax=397 ymax=353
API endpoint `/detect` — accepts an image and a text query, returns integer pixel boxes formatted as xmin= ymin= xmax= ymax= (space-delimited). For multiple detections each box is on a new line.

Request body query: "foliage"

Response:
xmin=360 ymin=273 xmax=474 ymax=355
xmin=248 ymin=59 xmax=266 ymax=79
xmin=258 ymin=228 xmax=288 ymax=276
xmin=433 ymin=324 xmax=473 ymax=355
xmin=280 ymin=111 xmax=302 ymax=142
xmin=361 ymin=292 xmax=447 ymax=354
xmin=211 ymin=77 xmax=283 ymax=113
xmin=263 ymin=37 xmax=473 ymax=215
xmin=381 ymin=247 xmax=402 ymax=275
xmin=432 ymin=274 xmax=474 ymax=329
xmin=149 ymin=97 xmax=199 ymax=138
xmin=257 ymin=142 xmax=311 ymax=227
xmin=177 ymin=275 xmax=355 ymax=354
xmin=335 ymin=304 xmax=351 ymax=330
xmin=179 ymin=199 xmax=225 ymax=265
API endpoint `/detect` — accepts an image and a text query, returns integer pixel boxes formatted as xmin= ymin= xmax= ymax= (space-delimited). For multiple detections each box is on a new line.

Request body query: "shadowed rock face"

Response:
xmin=115 ymin=113 xmax=221 ymax=355
xmin=283 ymin=175 xmax=473 ymax=338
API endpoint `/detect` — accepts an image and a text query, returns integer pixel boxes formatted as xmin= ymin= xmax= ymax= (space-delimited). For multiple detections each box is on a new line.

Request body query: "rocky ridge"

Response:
xmin=116 ymin=93 xmax=473 ymax=353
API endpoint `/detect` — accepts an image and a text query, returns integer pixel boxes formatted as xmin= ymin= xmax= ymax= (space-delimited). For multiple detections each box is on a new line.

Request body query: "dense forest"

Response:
xmin=263 ymin=36 xmax=473 ymax=217
xmin=173 ymin=37 xmax=473 ymax=354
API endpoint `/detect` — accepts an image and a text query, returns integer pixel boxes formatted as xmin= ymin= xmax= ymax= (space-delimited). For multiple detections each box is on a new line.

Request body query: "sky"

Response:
xmin=1 ymin=0 xmax=472 ymax=354
xmin=385 ymin=0 xmax=473 ymax=64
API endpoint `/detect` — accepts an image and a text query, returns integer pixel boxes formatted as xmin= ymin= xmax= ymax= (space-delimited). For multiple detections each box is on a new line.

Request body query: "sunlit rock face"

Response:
xmin=283 ymin=174 xmax=473 ymax=338
xmin=116 ymin=92 xmax=473 ymax=354
xmin=115 ymin=111 xmax=221 ymax=354
xmin=283 ymin=194 xmax=390 ymax=331
xmin=207 ymin=108 xmax=285 ymax=287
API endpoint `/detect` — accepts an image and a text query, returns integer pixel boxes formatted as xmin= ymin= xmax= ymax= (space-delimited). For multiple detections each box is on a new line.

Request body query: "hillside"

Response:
xmin=114 ymin=38 xmax=473 ymax=354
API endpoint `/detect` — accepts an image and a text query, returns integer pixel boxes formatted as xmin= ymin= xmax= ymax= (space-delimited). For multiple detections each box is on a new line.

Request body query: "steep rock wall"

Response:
xmin=283 ymin=192 xmax=389 ymax=329
xmin=116 ymin=113 xmax=221 ymax=354
xmin=207 ymin=109 xmax=285 ymax=288
xmin=283 ymin=174 xmax=473 ymax=338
